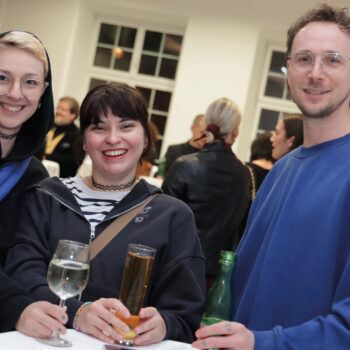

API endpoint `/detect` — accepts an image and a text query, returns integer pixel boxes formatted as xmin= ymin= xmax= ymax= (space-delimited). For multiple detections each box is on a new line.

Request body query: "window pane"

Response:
xmin=139 ymin=55 xmax=157 ymax=75
xmin=151 ymin=114 xmax=167 ymax=135
xmin=113 ymin=51 xmax=132 ymax=71
xmin=159 ymin=58 xmax=177 ymax=79
xmin=258 ymin=109 xmax=279 ymax=130
xmin=269 ymin=51 xmax=286 ymax=73
xmin=94 ymin=47 xmax=112 ymax=68
xmin=136 ymin=86 xmax=151 ymax=105
xmin=119 ymin=27 xmax=136 ymax=48
xmin=164 ymin=34 xmax=182 ymax=56
xmin=89 ymin=78 xmax=107 ymax=91
xmin=153 ymin=90 xmax=171 ymax=112
xmin=264 ymin=75 xmax=285 ymax=98
xmin=143 ymin=31 xmax=162 ymax=52
xmin=98 ymin=23 xmax=116 ymax=45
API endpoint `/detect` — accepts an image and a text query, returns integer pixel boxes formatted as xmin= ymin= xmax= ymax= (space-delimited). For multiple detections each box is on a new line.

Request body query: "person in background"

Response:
xmin=163 ymin=113 xmax=206 ymax=175
xmin=162 ymin=97 xmax=251 ymax=292
xmin=136 ymin=121 xmax=159 ymax=177
xmin=270 ymin=113 xmax=303 ymax=161
xmin=6 ymin=83 xmax=205 ymax=346
xmin=44 ymin=96 xmax=84 ymax=177
xmin=193 ymin=4 xmax=350 ymax=349
xmin=0 ymin=30 xmax=67 ymax=337
xmin=245 ymin=131 xmax=274 ymax=199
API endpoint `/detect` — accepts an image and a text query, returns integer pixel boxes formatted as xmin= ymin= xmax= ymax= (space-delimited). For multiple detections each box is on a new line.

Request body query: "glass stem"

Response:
xmin=59 ymin=299 xmax=66 ymax=308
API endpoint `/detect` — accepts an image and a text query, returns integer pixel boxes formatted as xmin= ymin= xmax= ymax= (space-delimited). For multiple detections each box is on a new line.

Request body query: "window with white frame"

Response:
xmin=89 ymin=21 xmax=184 ymax=159
xmin=255 ymin=47 xmax=300 ymax=135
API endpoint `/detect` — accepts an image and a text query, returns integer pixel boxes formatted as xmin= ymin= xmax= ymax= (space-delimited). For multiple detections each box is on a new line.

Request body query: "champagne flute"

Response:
xmin=37 ymin=239 xmax=90 ymax=347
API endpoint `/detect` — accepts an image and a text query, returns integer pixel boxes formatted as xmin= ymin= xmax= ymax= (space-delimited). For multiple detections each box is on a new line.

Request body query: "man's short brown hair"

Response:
xmin=59 ymin=96 xmax=80 ymax=118
xmin=286 ymin=3 xmax=350 ymax=57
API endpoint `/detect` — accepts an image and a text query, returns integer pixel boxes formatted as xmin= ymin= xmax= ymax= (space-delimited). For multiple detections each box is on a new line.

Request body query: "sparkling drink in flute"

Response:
xmin=115 ymin=243 xmax=156 ymax=346
xmin=37 ymin=239 xmax=90 ymax=348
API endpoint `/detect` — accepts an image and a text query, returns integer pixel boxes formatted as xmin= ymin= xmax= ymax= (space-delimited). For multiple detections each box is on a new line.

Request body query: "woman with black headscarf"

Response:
xmin=0 ymin=30 xmax=67 ymax=337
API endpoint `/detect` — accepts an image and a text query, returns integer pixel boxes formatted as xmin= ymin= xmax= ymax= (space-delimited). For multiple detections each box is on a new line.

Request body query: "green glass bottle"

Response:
xmin=201 ymin=250 xmax=237 ymax=326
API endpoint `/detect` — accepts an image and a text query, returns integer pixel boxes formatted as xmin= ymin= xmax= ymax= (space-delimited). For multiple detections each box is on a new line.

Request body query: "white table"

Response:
xmin=0 ymin=329 xmax=194 ymax=350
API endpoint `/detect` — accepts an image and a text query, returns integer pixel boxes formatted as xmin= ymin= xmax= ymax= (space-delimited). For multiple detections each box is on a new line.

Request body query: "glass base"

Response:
xmin=36 ymin=335 xmax=72 ymax=347
xmin=116 ymin=339 xmax=135 ymax=346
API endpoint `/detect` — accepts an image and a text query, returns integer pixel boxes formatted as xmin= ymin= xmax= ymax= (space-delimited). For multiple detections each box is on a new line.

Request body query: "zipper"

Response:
xmin=38 ymin=187 xmax=155 ymax=232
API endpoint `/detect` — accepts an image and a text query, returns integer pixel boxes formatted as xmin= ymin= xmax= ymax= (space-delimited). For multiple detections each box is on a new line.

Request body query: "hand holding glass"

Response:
xmin=115 ymin=243 xmax=156 ymax=346
xmin=38 ymin=239 xmax=90 ymax=347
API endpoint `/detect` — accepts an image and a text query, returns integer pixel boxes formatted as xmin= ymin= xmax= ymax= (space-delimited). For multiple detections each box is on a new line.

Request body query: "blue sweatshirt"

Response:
xmin=233 ymin=133 xmax=350 ymax=349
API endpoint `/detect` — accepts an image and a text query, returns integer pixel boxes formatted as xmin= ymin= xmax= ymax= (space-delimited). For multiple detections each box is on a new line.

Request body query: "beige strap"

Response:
xmin=90 ymin=194 xmax=158 ymax=261
xmin=247 ymin=165 xmax=256 ymax=201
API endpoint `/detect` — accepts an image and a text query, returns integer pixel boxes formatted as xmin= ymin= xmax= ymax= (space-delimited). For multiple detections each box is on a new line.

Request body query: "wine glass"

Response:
xmin=37 ymin=239 xmax=90 ymax=347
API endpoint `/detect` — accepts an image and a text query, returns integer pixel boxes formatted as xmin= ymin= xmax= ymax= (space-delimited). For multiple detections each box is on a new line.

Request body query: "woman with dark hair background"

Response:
xmin=270 ymin=113 xmax=304 ymax=161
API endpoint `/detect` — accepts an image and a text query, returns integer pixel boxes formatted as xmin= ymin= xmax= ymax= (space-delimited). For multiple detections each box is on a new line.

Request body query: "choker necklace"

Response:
xmin=92 ymin=176 xmax=136 ymax=191
xmin=0 ymin=131 xmax=19 ymax=140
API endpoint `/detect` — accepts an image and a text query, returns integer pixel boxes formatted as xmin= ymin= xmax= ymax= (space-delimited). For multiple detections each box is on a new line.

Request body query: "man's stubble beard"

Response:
xmin=296 ymin=94 xmax=349 ymax=120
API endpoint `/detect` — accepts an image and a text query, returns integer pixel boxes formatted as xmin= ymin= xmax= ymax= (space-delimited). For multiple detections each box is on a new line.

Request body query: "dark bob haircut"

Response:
xmin=79 ymin=82 xmax=152 ymax=158
xmin=250 ymin=131 xmax=274 ymax=163
xmin=282 ymin=113 xmax=304 ymax=151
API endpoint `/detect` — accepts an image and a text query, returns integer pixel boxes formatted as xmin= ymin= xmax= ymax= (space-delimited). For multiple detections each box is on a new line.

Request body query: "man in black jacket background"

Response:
xmin=44 ymin=96 xmax=84 ymax=177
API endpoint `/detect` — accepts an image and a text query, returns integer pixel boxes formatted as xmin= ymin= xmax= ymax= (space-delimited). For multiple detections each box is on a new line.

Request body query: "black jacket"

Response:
xmin=162 ymin=142 xmax=251 ymax=275
xmin=6 ymin=178 xmax=206 ymax=342
xmin=164 ymin=141 xmax=200 ymax=175
xmin=0 ymin=269 xmax=33 ymax=332
xmin=45 ymin=123 xmax=84 ymax=177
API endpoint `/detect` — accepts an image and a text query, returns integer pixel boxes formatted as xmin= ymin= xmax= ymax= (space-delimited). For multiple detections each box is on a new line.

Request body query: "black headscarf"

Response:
xmin=0 ymin=30 xmax=54 ymax=164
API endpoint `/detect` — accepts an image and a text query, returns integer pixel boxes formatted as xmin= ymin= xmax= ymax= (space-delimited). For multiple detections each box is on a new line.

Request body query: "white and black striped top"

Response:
xmin=61 ymin=176 xmax=130 ymax=233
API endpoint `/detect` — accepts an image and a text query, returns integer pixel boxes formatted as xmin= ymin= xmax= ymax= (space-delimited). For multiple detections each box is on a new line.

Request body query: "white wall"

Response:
xmin=164 ymin=14 xmax=260 ymax=155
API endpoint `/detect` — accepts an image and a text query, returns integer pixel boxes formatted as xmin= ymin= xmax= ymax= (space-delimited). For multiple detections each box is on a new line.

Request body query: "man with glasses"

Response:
xmin=193 ymin=4 xmax=350 ymax=350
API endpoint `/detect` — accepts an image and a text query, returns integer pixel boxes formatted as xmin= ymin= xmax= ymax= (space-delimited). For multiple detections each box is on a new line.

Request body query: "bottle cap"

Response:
xmin=219 ymin=250 xmax=237 ymax=264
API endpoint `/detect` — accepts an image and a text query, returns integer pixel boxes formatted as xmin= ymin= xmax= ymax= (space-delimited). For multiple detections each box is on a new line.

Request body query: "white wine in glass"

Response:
xmin=37 ymin=239 xmax=90 ymax=347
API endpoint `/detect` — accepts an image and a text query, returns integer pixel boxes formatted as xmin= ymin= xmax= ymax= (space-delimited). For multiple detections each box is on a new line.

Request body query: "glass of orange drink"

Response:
xmin=115 ymin=244 xmax=156 ymax=346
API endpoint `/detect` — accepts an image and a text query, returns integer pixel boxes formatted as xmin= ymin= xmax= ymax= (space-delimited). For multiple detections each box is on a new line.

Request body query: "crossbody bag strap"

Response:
xmin=247 ymin=165 xmax=256 ymax=201
xmin=90 ymin=194 xmax=159 ymax=261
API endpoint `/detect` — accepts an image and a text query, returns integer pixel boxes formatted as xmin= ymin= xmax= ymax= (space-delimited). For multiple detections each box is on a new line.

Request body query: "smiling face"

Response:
xmin=84 ymin=110 xmax=148 ymax=184
xmin=0 ymin=46 xmax=45 ymax=134
xmin=270 ymin=120 xmax=294 ymax=160
xmin=287 ymin=21 xmax=350 ymax=119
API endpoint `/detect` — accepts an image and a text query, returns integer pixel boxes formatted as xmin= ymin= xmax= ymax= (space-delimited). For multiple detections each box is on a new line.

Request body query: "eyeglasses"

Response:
xmin=0 ymin=73 xmax=49 ymax=100
xmin=289 ymin=52 xmax=350 ymax=75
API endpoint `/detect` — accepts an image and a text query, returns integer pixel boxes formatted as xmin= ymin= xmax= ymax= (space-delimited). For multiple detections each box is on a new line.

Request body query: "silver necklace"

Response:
xmin=0 ymin=130 xmax=18 ymax=140
xmin=92 ymin=176 xmax=136 ymax=191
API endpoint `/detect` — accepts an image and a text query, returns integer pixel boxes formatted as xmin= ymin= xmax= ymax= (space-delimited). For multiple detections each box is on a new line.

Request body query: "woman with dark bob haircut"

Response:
xmin=6 ymin=83 xmax=205 ymax=346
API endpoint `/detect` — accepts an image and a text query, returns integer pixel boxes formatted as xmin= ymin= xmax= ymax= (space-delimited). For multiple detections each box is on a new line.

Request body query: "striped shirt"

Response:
xmin=61 ymin=176 xmax=130 ymax=235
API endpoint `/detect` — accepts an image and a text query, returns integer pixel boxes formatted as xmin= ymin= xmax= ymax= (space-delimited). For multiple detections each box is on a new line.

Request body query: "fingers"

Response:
xmin=39 ymin=301 xmax=68 ymax=324
xmin=15 ymin=301 xmax=67 ymax=338
xmin=195 ymin=321 xmax=235 ymax=338
xmin=75 ymin=298 xmax=129 ymax=343
xmin=192 ymin=322 xmax=255 ymax=350
xmin=133 ymin=307 xmax=166 ymax=346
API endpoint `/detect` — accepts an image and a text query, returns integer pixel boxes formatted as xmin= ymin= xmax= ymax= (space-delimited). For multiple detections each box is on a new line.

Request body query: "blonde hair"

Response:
xmin=205 ymin=97 xmax=241 ymax=142
xmin=0 ymin=31 xmax=48 ymax=77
